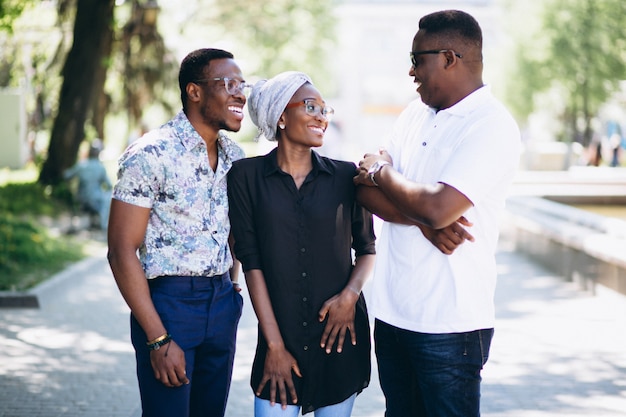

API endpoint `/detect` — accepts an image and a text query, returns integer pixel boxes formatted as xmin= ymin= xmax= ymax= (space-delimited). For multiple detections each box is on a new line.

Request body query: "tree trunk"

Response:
xmin=91 ymin=27 xmax=114 ymax=141
xmin=38 ymin=0 xmax=115 ymax=186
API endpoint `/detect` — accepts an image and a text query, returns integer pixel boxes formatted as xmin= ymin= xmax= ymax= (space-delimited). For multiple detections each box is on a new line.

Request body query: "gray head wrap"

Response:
xmin=248 ymin=71 xmax=313 ymax=141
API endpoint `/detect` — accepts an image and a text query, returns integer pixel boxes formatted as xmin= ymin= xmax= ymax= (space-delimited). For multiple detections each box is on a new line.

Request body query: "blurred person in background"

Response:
xmin=63 ymin=138 xmax=112 ymax=230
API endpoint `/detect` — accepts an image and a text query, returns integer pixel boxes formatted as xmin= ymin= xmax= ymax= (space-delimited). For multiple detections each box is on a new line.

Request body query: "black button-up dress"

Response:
xmin=228 ymin=148 xmax=376 ymax=414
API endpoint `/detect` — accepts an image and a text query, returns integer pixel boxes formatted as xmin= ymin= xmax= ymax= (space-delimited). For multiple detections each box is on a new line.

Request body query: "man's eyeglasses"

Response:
xmin=285 ymin=99 xmax=335 ymax=121
xmin=410 ymin=50 xmax=463 ymax=67
xmin=193 ymin=77 xmax=252 ymax=96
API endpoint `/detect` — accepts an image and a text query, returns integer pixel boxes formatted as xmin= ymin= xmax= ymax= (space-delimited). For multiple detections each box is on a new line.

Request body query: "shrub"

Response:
xmin=0 ymin=178 xmax=87 ymax=291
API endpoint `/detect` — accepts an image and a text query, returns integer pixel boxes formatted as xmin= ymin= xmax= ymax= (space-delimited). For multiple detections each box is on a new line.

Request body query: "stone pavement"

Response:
xmin=1 ymin=230 xmax=626 ymax=416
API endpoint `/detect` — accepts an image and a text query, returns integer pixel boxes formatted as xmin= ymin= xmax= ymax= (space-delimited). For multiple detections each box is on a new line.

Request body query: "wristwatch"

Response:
xmin=367 ymin=160 xmax=391 ymax=186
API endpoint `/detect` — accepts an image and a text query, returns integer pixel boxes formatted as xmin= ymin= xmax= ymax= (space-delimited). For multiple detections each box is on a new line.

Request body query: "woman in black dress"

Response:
xmin=228 ymin=71 xmax=375 ymax=416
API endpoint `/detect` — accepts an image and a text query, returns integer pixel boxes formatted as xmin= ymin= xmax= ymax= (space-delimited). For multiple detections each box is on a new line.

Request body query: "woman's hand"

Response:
xmin=318 ymin=288 xmax=360 ymax=354
xmin=256 ymin=345 xmax=302 ymax=409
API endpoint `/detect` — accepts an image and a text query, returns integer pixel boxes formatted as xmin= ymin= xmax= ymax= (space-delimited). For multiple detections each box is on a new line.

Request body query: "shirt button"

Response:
xmin=300 ymin=247 xmax=306 ymax=253
xmin=303 ymin=345 xmax=309 ymax=351
xmin=422 ymin=142 xmax=427 ymax=146
xmin=302 ymin=297 xmax=307 ymax=302
xmin=303 ymin=322 xmax=308 ymax=327
xmin=301 ymin=272 xmax=307 ymax=277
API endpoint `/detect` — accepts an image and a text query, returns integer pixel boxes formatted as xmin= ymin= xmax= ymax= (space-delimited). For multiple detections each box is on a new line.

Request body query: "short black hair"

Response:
xmin=178 ymin=48 xmax=234 ymax=110
xmin=419 ymin=10 xmax=482 ymax=50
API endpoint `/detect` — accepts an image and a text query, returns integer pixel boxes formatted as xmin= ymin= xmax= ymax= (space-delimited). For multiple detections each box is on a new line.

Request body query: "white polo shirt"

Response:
xmin=372 ymin=85 xmax=521 ymax=333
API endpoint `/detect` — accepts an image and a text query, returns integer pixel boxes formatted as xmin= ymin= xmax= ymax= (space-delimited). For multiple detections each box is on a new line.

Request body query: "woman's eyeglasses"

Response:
xmin=285 ymin=99 xmax=335 ymax=121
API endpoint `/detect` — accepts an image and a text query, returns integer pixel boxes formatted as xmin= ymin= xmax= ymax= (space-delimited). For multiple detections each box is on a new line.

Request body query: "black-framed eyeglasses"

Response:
xmin=193 ymin=77 xmax=252 ymax=96
xmin=285 ymin=99 xmax=335 ymax=121
xmin=410 ymin=50 xmax=463 ymax=67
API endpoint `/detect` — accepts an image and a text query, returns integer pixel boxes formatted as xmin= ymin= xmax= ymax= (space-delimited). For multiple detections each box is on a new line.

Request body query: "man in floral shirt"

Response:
xmin=107 ymin=48 xmax=248 ymax=417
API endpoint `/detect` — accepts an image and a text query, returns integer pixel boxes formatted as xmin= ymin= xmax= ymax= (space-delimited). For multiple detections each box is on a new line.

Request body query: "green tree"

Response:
xmin=505 ymin=0 xmax=626 ymax=146
xmin=209 ymin=0 xmax=337 ymax=95
xmin=36 ymin=0 xmax=175 ymax=185
xmin=38 ymin=0 xmax=115 ymax=185
xmin=0 ymin=0 xmax=34 ymax=32
xmin=119 ymin=0 xmax=176 ymax=135
xmin=7 ymin=0 xmax=336 ymax=185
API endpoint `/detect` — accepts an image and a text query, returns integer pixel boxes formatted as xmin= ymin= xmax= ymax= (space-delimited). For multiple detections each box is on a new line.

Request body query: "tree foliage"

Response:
xmin=0 ymin=0 xmax=34 ymax=33
xmin=38 ymin=0 xmax=177 ymax=185
xmin=208 ymin=0 xmax=337 ymax=95
xmin=504 ymin=0 xmax=626 ymax=146
xmin=119 ymin=1 xmax=176 ymax=133
xmin=2 ymin=0 xmax=337 ymax=185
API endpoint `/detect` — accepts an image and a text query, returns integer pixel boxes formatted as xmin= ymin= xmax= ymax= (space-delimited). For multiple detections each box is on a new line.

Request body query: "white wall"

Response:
xmin=0 ymin=89 xmax=27 ymax=169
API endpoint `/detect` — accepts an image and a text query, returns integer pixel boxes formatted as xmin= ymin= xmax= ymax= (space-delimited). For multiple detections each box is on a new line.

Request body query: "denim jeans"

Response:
xmin=254 ymin=393 xmax=356 ymax=417
xmin=374 ymin=319 xmax=493 ymax=417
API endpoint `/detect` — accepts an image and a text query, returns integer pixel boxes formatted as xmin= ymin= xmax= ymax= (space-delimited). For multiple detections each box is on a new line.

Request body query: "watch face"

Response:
xmin=369 ymin=161 xmax=387 ymax=175
xmin=368 ymin=161 xmax=380 ymax=175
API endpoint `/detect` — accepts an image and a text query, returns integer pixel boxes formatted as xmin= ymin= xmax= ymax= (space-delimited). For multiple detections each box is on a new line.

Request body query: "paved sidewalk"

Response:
xmin=1 ymin=233 xmax=625 ymax=416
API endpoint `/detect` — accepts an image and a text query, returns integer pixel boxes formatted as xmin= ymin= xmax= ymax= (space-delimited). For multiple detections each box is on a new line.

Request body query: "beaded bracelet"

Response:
xmin=147 ymin=333 xmax=172 ymax=351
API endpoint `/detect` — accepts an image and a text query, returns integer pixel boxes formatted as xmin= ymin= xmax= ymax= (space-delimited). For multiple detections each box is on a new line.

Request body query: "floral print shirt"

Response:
xmin=113 ymin=110 xmax=245 ymax=279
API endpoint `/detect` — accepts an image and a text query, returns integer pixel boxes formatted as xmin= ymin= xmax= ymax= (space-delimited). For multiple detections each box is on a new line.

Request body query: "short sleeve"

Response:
xmin=112 ymin=145 xmax=159 ymax=209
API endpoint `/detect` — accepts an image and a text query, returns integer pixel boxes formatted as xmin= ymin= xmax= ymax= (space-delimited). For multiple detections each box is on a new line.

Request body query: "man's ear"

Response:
xmin=443 ymin=50 xmax=457 ymax=68
xmin=186 ymin=82 xmax=202 ymax=103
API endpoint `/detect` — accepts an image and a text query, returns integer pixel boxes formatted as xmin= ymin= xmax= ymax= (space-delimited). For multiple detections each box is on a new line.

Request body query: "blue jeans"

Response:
xmin=254 ymin=393 xmax=356 ymax=417
xmin=131 ymin=274 xmax=243 ymax=417
xmin=374 ymin=319 xmax=493 ymax=417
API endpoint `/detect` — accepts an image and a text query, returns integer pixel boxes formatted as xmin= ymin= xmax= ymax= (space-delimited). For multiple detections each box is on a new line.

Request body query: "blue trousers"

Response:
xmin=131 ymin=274 xmax=243 ymax=417
xmin=374 ymin=319 xmax=493 ymax=417
xmin=254 ymin=393 xmax=356 ymax=417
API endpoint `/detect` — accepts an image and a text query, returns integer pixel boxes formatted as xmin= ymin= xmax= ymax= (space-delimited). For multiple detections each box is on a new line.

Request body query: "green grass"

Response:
xmin=0 ymin=167 xmax=90 ymax=291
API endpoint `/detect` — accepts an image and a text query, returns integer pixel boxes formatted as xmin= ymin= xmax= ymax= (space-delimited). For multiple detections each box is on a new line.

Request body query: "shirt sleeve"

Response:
xmin=439 ymin=108 xmax=521 ymax=206
xmin=63 ymin=164 xmax=78 ymax=180
xmin=227 ymin=162 xmax=262 ymax=271
xmin=345 ymin=161 xmax=376 ymax=257
xmin=352 ymin=203 xmax=377 ymax=257
xmin=112 ymin=145 xmax=159 ymax=209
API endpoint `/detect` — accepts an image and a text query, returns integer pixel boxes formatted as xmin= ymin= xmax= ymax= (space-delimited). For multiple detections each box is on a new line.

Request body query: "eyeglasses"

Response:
xmin=285 ymin=99 xmax=335 ymax=121
xmin=410 ymin=50 xmax=463 ymax=67
xmin=193 ymin=77 xmax=252 ymax=96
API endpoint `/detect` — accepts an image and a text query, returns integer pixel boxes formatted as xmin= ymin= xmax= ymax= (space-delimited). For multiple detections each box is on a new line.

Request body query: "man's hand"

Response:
xmin=419 ymin=216 xmax=474 ymax=255
xmin=150 ymin=340 xmax=189 ymax=387
xmin=354 ymin=149 xmax=393 ymax=186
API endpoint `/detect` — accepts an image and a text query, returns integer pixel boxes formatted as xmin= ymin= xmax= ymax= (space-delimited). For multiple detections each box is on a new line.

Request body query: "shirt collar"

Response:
xmin=263 ymin=148 xmax=333 ymax=177
xmin=170 ymin=110 xmax=204 ymax=151
xmin=170 ymin=110 xmax=235 ymax=164
xmin=436 ymin=84 xmax=492 ymax=117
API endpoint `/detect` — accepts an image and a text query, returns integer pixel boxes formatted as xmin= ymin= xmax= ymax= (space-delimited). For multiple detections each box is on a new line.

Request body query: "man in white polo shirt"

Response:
xmin=354 ymin=9 xmax=521 ymax=417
